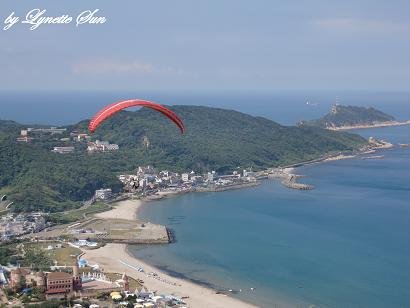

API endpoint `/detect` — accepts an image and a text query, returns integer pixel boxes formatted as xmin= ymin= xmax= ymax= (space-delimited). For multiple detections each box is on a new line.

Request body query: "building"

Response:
xmin=139 ymin=179 xmax=148 ymax=190
xmin=181 ymin=173 xmax=189 ymax=182
xmin=87 ymin=140 xmax=119 ymax=153
xmin=46 ymin=264 xmax=82 ymax=296
xmin=73 ymin=239 xmax=98 ymax=248
xmin=79 ymin=134 xmax=91 ymax=141
xmin=121 ymin=273 xmax=129 ymax=292
xmin=0 ymin=267 xmax=7 ymax=285
xmin=207 ymin=171 xmax=216 ymax=182
xmin=10 ymin=268 xmax=46 ymax=290
xmin=27 ymin=127 xmax=67 ymax=134
xmin=1 ymin=212 xmax=49 ymax=241
xmin=95 ymin=189 xmax=112 ymax=200
xmin=137 ymin=166 xmax=155 ymax=175
xmin=16 ymin=132 xmax=33 ymax=143
xmin=73 ymin=264 xmax=82 ymax=291
xmin=10 ymin=268 xmax=29 ymax=289
xmin=52 ymin=147 xmax=75 ymax=154
xmin=46 ymin=272 xmax=73 ymax=295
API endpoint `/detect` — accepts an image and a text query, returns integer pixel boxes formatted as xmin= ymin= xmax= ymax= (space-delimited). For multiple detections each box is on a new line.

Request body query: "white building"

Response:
xmin=207 ymin=171 xmax=216 ymax=182
xmin=74 ymin=240 xmax=98 ymax=248
xmin=52 ymin=147 xmax=75 ymax=154
xmin=139 ymin=179 xmax=148 ymax=189
xmin=87 ymin=140 xmax=119 ymax=152
xmin=95 ymin=188 xmax=112 ymax=200
xmin=181 ymin=173 xmax=189 ymax=182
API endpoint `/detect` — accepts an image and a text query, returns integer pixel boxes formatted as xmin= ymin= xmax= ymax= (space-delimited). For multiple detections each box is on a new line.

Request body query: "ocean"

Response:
xmin=134 ymin=125 xmax=410 ymax=307
xmin=1 ymin=90 xmax=409 ymax=126
xmin=2 ymin=90 xmax=410 ymax=307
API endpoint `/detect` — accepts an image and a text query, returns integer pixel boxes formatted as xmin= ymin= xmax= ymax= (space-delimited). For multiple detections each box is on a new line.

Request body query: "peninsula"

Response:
xmin=299 ymin=104 xmax=410 ymax=130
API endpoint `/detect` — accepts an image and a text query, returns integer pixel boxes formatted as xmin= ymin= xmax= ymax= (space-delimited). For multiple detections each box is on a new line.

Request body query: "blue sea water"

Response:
xmin=134 ymin=125 xmax=410 ymax=308
xmin=1 ymin=90 xmax=409 ymax=126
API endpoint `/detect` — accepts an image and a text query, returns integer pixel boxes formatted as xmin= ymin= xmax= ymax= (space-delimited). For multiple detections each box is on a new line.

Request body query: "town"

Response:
xmin=0 ymin=244 xmax=186 ymax=307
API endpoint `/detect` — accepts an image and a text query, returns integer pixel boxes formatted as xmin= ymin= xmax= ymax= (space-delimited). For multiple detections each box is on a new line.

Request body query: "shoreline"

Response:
xmin=82 ymin=137 xmax=395 ymax=307
xmin=84 ymin=200 xmax=257 ymax=308
xmin=82 ymin=244 xmax=257 ymax=308
xmin=282 ymin=139 xmax=394 ymax=169
xmin=327 ymin=120 xmax=410 ymax=131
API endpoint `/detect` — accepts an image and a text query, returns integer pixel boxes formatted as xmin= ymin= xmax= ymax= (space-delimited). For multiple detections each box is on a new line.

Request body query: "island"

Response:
xmin=299 ymin=104 xmax=410 ymax=130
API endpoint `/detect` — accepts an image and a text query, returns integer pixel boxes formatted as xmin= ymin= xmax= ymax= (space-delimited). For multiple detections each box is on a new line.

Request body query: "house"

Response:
xmin=95 ymin=189 xmax=112 ymax=200
xmin=139 ymin=179 xmax=148 ymax=189
xmin=207 ymin=171 xmax=216 ymax=182
xmin=16 ymin=136 xmax=32 ymax=142
xmin=52 ymin=147 xmax=75 ymax=154
xmin=181 ymin=173 xmax=189 ymax=182
xmin=87 ymin=140 xmax=119 ymax=153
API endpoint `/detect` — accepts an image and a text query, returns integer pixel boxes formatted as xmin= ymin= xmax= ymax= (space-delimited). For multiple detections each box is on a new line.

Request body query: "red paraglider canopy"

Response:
xmin=88 ymin=99 xmax=185 ymax=134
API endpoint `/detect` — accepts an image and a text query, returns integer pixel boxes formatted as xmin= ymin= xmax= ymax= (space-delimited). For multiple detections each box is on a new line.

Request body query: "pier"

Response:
xmin=281 ymin=175 xmax=314 ymax=190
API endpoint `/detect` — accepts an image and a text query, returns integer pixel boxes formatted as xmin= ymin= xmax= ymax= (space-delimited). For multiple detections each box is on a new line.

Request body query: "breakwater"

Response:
xmin=268 ymin=170 xmax=314 ymax=190
xmin=195 ymin=181 xmax=261 ymax=192
xmin=281 ymin=177 xmax=314 ymax=190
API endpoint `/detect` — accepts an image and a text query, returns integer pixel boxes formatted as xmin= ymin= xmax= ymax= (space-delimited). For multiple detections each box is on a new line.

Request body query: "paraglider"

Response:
xmin=88 ymin=99 xmax=185 ymax=134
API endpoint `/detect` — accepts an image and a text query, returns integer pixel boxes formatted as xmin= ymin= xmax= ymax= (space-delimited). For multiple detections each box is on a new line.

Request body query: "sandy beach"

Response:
xmin=86 ymin=199 xmax=256 ymax=308
xmin=94 ymin=199 xmax=142 ymax=220
xmin=82 ymin=244 xmax=255 ymax=308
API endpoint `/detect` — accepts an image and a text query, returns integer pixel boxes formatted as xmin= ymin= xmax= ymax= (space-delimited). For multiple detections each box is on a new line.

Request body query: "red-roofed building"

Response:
xmin=46 ymin=272 xmax=73 ymax=295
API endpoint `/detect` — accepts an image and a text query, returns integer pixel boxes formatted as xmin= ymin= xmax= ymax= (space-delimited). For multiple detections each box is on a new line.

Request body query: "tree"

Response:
xmin=23 ymin=249 xmax=52 ymax=271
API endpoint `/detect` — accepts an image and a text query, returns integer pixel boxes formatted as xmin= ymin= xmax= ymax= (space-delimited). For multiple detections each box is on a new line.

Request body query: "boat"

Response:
xmin=399 ymin=143 xmax=410 ymax=148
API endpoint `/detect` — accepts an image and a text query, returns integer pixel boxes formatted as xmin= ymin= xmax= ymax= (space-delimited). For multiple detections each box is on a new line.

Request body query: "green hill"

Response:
xmin=300 ymin=105 xmax=396 ymax=129
xmin=0 ymin=120 xmax=23 ymax=141
xmin=0 ymin=106 xmax=367 ymax=212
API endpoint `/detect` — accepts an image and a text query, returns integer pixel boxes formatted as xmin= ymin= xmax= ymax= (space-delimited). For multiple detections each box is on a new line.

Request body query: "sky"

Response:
xmin=0 ymin=0 xmax=409 ymax=91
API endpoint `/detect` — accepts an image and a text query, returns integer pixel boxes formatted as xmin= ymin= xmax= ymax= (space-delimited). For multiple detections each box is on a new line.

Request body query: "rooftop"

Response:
xmin=47 ymin=271 xmax=72 ymax=281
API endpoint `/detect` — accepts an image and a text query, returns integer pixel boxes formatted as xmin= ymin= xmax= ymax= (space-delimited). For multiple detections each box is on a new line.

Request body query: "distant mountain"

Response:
xmin=0 ymin=106 xmax=368 ymax=212
xmin=299 ymin=105 xmax=396 ymax=129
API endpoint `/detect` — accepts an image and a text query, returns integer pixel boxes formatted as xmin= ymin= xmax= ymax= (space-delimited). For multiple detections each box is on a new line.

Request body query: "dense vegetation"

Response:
xmin=0 ymin=137 xmax=123 ymax=212
xmin=21 ymin=248 xmax=53 ymax=271
xmin=0 ymin=245 xmax=15 ymax=265
xmin=0 ymin=105 xmax=367 ymax=212
xmin=300 ymin=105 xmax=396 ymax=128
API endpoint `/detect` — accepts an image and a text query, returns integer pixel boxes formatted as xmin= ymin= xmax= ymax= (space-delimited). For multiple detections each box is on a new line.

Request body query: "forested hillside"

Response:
xmin=0 ymin=106 xmax=367 ymax=212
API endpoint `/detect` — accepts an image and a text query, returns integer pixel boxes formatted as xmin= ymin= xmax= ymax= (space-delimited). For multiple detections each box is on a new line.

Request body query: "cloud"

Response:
xmin=71 ymin=59 xmax=186 ymax=79
xmin=72 ymin=59 xmax=155 ymax=75
xmin=312 ymin=18 xmax=410 ymax=35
